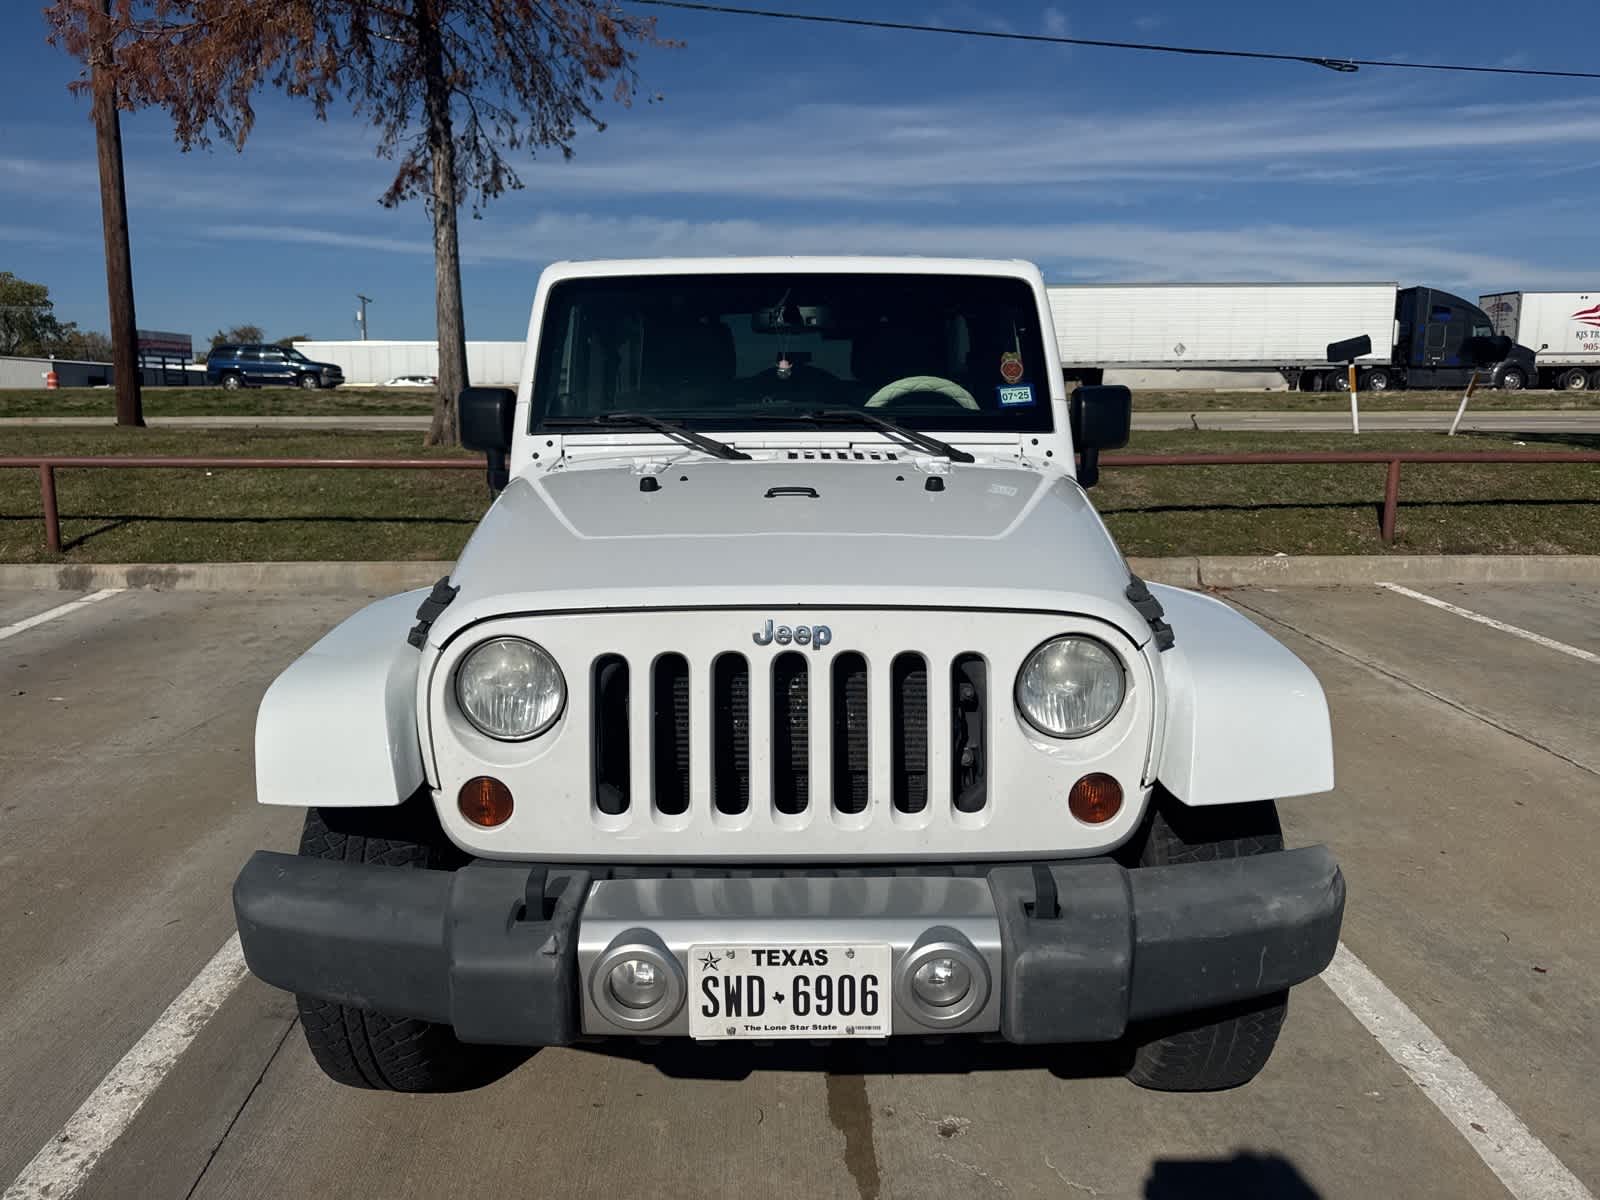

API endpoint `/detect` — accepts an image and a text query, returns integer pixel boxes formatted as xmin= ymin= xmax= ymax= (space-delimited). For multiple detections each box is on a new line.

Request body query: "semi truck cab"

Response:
xmin=1394 ymin=286 xmax=1536 ymax=391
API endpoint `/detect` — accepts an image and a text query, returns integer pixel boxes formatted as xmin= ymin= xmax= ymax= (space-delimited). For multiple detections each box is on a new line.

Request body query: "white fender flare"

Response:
xmin=1151 ymin=584 xmax=1334 ymax=805
xmin=255 ymin=589 xmax=427 ymax=808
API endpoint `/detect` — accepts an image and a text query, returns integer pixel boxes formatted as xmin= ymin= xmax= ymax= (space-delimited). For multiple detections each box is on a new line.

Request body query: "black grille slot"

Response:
xmin=831 ymin=653 xmax=870 ymax=815
xmin=773 ymin=652 xmax=810 ymax=815
xmin=652 ymin=654 xmax=691 ymax=816
xmin=712 ymin=654 xmax=750 ymax=815
xmin=891 ymin=653 xmax=928 ymax=814
xmin=592 ymin=655 xmax=630 ymax=815
xmin=951 ymin=654 xmax=988 ymax=813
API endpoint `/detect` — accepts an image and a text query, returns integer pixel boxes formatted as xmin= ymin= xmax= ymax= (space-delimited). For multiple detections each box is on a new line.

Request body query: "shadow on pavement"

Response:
xmin=1145 ymin=1151 xmax=1321 ymax=1199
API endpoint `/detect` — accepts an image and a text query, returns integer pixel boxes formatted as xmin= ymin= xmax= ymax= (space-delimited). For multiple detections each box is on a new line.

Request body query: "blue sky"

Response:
xmin=2 ymin=1 xmax=1596 ymax=344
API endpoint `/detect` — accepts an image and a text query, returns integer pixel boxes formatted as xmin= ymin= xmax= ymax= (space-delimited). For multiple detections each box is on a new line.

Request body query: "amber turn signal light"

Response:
xmin=1068 ymin=773 xmax=1123 ymax=824
xmin=458 ymin=776 xmax=514 ymax=827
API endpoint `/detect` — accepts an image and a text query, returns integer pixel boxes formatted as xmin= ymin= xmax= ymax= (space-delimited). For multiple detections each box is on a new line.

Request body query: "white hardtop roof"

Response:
xmin=541 ymin=256 xmax=1042 ymax=282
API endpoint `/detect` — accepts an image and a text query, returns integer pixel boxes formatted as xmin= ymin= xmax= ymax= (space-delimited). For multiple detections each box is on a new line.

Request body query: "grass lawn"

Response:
xmin=0 ymin=426 xmax=1595 ymax=563
xmin=0 ymin=387 xmax=435 ymax=418
xmin=4 ymin=386 xmax=1597 ymax=419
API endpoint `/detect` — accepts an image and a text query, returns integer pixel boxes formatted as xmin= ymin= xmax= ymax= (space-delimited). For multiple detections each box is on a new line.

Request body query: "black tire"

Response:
xmin=220 ymin=372 xmax=242 ymax=391
xmin=298 ymin=373 xmax=321 ymax=390
xmin=1302 ymin=371 xmax=1326 ymax=393
xmin=1123 ymin=797 xmax=1289 ymax=1092
xmin=1559 ymin=368 xmax=1588 ymax=392
xmin=1329 ymin=370 xmax=1349 ymax=391
xmin=1360 ymin=368 xmax=1390 ymax=392
xmin=1498 ymin=366 xmax=1526 ymax=391
xmin=294 ymin=804 xmax=525 ymax=1092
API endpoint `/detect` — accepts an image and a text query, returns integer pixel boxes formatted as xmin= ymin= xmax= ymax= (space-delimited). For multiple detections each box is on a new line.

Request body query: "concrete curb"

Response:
xmin=0 ymin=561 xmax=456 ymax=593
xmin=2 ymin=556 xmax=1599 ymax=593
xmin=1126 ymin=554 xmax=1600 ymax=589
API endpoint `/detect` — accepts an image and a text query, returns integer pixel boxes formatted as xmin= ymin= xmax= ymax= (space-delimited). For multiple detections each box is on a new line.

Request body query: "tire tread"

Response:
xmin=292 ymin=805 xmax=515 ymax=1093
xmin=1125 ymin=795 xmax=1290 ymax=1092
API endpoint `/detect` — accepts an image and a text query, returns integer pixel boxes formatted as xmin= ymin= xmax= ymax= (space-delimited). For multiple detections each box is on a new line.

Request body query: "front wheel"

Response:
xmin=1123 ymin=797 xmax=1289 ymax=1092
xmin=294 ymin=804 xmax=527 ymax=1092
xmin=298 ymin=373 xmax=321 ymax=390
xmin=1498 ymin=367 xmax=1526 ymax=391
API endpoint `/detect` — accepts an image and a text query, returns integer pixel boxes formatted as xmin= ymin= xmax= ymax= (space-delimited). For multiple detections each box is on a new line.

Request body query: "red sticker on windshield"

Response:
xmin=999 ymin=351 xmax=1024 ymax=384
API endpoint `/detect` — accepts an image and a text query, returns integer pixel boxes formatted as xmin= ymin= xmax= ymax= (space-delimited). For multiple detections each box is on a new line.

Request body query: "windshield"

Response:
xmin=531 ymin=273 xmax=1053 ymax=433
xmin=282 ymin=346 xmax=309 ymax=362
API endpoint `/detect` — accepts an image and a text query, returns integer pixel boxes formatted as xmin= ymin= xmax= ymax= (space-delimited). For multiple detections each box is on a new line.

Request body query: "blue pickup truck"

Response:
xmin=205 ymin=343 xmax=345 ymax=390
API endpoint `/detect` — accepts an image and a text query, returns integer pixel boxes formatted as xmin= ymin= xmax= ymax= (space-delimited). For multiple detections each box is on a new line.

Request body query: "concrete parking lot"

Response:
xmin=1 ymin=581 xmax=1595 ymax=1199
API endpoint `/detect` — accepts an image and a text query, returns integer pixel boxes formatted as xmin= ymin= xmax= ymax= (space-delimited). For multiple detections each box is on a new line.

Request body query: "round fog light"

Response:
xmin=911 ymin=956 xmax=972 ymax=1008
xmin=608 ymin=958 xmax=666 ymax=1010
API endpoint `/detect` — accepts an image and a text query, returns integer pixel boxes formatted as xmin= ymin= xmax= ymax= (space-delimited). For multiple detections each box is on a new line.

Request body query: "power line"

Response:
xmin=630 ymin=0 xmax=1600 ymax=81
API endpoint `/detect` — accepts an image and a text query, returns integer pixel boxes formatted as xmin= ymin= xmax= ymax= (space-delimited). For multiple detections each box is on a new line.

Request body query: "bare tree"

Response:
xmin=45 ymin=0 xmax=666 ymax=444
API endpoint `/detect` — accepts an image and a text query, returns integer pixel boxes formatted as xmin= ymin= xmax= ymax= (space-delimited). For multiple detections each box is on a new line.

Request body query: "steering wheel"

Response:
xmin=864 ymin=375 xmax=979 ymax=410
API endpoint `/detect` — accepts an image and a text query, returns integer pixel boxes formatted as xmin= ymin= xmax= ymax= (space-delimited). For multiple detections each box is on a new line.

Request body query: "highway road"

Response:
xmin=2 ymin=409 xmax=1600 ymax=434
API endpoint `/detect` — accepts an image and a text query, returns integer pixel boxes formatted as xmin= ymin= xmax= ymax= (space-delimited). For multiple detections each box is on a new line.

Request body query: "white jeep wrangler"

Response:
xmin=236 ymin=257 xmax=1344 ymax=1093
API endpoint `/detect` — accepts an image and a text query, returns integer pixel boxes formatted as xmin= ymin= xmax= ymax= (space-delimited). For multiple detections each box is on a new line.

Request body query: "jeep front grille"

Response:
xmin=588 ymin=649 xmax=988 ymax=824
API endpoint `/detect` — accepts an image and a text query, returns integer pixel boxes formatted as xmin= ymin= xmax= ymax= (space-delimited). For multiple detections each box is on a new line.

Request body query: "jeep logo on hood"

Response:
xmin=752 ymin=620 xmax=832 ymax=650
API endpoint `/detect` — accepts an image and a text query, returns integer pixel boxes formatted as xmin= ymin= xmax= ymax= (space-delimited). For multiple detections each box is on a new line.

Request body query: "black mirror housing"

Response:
xmin=1326 ymin=334 xmax=1372 ymax=363
xmin=1069 ymin=384 xmax=1132 ymax=489
xmin=1070 ymin=384 xmax=1132 ymax=451
xmin=460 ymin=387 xmax=517 ymax=494
xmin=460 ymin=387 xmax=516 ymax=453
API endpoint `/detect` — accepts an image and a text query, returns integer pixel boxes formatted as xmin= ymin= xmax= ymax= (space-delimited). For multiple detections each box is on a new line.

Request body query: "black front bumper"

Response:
xmin=233 ymin=848 xmax=1344 ymax=1046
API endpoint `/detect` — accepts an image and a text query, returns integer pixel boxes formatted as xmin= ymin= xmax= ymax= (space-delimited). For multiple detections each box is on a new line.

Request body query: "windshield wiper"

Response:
xmin=546 ymin=412 xmax=750 ymax=461
xmin=804 ymin=410 xmax=975 ymax=463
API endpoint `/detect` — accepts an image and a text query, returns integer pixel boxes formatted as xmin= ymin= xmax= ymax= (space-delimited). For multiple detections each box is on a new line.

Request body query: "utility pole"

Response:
xmin=91 ymin=0 xmax=143 ymax=427
xmin=356 ymin=293 xmax=373 ymax=341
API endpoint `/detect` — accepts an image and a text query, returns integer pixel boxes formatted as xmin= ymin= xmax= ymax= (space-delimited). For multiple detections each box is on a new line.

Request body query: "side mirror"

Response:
xmin=460 ymin=387 xmax=516 ymax=494
xmin=1069 ymin=384 xmax=1132 ymax=489
xmin=1327 ymin=334 xmax=1372 ymax=363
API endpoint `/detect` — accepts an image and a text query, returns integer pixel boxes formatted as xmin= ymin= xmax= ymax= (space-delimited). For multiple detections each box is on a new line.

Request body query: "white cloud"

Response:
xmin=1043 ymin=7 xmax=1069 ymax=36
xmin=503 ymin=92 xmax=1600 ymax=203
xmin=442 ymin=211 xmax=1579 ymax=292
xmin=201 ymin=223 xmax=431 ymax=256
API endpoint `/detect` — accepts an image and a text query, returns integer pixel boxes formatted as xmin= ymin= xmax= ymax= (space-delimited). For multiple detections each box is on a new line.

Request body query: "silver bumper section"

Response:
xmin=233 ymin=847 xmax=1345 ymax=1046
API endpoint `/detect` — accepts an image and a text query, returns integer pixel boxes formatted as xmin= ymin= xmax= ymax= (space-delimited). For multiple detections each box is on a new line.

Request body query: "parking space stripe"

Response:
xmin=0 ymin=589 xmax=124 ymax=643
xmin=1378 ymin=583 xmax=1599 ymax=665
xmin=2 ymin=935 xmax=249 ymax=1200
xmin=1324 ymin=943 xmax=1595 ymax=1200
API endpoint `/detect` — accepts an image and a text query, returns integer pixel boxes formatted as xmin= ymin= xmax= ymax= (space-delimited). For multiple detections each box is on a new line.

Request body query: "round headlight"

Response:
xmin=1015 ymin=636 xmax=1125 ymax=738
xmin=455 ymin=637 xmax=565 ymax=740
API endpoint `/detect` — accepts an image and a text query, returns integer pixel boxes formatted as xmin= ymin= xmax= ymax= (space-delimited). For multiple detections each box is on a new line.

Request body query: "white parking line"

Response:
xmin=0 ymin=589 xmax=124 ymax=643
xmin=2 ymin=936 xmax=249 ymax=1200
xmin=1324 ymin=943 xmax=1595 ymax=1200
xmin=1378 ymin=583 xmax=1599 ymax=665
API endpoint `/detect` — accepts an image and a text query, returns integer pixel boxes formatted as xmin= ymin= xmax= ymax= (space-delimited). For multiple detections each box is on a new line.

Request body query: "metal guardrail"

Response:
xmin=2 ymin=450 xmax=1597 ymax=553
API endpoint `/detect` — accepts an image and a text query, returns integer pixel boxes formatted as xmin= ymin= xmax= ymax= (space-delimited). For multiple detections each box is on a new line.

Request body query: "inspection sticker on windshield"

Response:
xmin=689 ymin=943 xmax=892 ymax=1039
xmin=997 ymin=384 xmax=1035 ymax=407
xmin=999 ymin=350 xmax=1025 ymax=383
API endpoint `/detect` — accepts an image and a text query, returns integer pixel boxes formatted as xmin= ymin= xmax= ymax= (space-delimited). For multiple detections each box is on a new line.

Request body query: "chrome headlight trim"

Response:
xmin=454 ymin=636 xmax=566 ymax=741
xmin=1013 ymin=635 xmax=1126 ymax=739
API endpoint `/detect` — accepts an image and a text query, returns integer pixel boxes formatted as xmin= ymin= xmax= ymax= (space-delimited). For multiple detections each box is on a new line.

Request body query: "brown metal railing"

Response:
xmin=2 ymin=450 xmax=1597 ymax=554
xmin=3 ymin=456 xmax=480 ymax=553
xmin=1102 ymin=450 xmax=1600 ymax=544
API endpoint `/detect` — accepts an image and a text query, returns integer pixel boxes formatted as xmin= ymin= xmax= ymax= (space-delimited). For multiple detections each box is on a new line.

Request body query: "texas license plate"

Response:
xmin=687 ymin=943 xmax=893 ymax=1040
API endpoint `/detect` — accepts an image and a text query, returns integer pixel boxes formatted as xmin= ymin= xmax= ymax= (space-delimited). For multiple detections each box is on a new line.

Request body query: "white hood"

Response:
xmin=428 ymin=455 xmax=1149 ymax=645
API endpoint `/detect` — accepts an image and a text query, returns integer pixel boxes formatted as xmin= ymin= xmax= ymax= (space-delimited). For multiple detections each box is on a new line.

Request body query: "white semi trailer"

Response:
xmin=1479 ymin=292 xmax=1600 ymax=391
xmin=1048 ymin=282 xmax=1536 ymax=392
